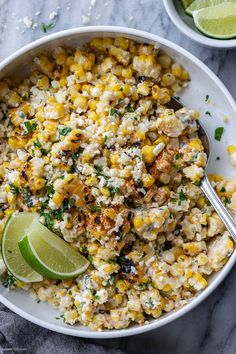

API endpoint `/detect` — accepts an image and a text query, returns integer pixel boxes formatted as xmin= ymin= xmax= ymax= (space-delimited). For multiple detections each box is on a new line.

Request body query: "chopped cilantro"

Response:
xmin=110 ymin=108 xmax=122 ymax=116
xmin=20 ymin=112 xmax=26 ymax=118
xmin=33 ymin=138 xmax=42 ymax=148
xmin=72 ymin=147 xmax=84 ymax=159
xmin=224 ymin=197 xmax=231 ymax=204
xmin=109 ymin=187 xmax=120 ymax=199
xmin=90 ymin=204 xmax=102 ymax=213
xmin=104 ymin=135 xmax=109 ymax=143
xmin=40 ymin=22 xmax=56 ymax=33
xmin=206 ymin=199 xmax=211 ymax=206
xmin=220 ymin=186 xmax=226 ymax=193
xmin=1 ymin=273 xmax=16 ymax=289
xmin=205 ymin=94 xmax=209 ymax=102
xmin=175 ymin=154 xmax=180 ymax=160
xmin=88 ymin=254 xmax=93 ymax=263
xmin=24 ymin=121 xmax=37 ymax=134
xmin=81 ymin=245 xmax=87 ymax=253
xmin=53 ymin=209 xmax=64 ymax=221
xmin=94 ymin=295 xmax=100 ymax=300
xmin=9 ymin=184 xmax=20 ymax=195
xmin=31 ymin=149 xmax=35 ymax=157
xmin=125 ymin=104 xmax=134 ymax=112
xmin=205 ymin=111 xmax=212 ymax=117
xmin=94 ymin=165 xmax=103 ymax=175
xmin=179 ymin=189 xmax=187 ymax=201
xmin=215 ymin=127 xmax=224 ymax=141
xmin=46 ymin=185 xmax=54 ymax=196
xmin=194 ymin=180 xmax=202 ymax=187
xmin=59 ymin=127 xmax=72 ymax=136
xmin=69 ymin=198 xmax=76 ymax=207
xmin=40 ymin=148 xmax=48 ymax=156
xmin=146 ymin=298 xmax=154 ymax=309
xmin=42 ymin=212 xmax=54 ymax=230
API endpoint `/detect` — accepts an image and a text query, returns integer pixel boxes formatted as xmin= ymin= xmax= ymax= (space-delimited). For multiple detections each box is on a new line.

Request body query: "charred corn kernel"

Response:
xmin=52 ymin=192 xmax=64 ymax=206
xmin=37 ymin=76 xmax=49 ymax=90
xmin=141 ymin=145 xmax=155 ymax=163
xmin=100 ymin=187 xmax=110 ymax=197
xmin=34 ymin=178 xmax=46 ymax=191
xmin=121 ymin=68 xmax=133 ymax=78
xmin=85 ymin=176 xmax=98 ymax=186
xmin=131 ymin=91 xmax=139 ymax=101
xmin=227 ymin=145 xmax=236 ymax=167
xmin=104 ymin=208 xmax=116 ymax=219
xmin=142 ymin=173 xmax=155 ymax=188
xmin=113 ymin=293 xmax=123 ymax=306
xmin=90 ymin=37 xmax=113 ymax=50
xmin=109 ymin=46 xmax=130 ymax=66
xmin=137 ymin=82 xmax=150 ymax=96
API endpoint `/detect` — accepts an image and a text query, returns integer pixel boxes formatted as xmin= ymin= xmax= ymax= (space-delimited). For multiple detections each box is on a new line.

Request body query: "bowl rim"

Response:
xmin=0 ymin=25 xmax=236 ymax=339
xmin=163 ymin=0 xmax=236 ymax=49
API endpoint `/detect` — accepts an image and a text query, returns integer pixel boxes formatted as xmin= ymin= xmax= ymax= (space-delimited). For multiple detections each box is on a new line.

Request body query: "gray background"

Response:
xmin=0 ymin=0 xmax=236 ymax=353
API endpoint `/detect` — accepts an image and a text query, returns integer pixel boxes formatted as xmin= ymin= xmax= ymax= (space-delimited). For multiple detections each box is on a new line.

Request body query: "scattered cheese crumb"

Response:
xmin=35 ymin=11 xmax=41 ymax=16
xmin=82 ymin=15 xmax=90 ymax=24
xmin=23 ymin=16 xmax=33 ymax=29
xmin=49 ymin=11 xmax=58 ymax=20
xmin=91 ymin=0 xmax=96 ymax=6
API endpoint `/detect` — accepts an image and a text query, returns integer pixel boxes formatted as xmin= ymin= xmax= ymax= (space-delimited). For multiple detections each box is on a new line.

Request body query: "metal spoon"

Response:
xmin=168 ymin=97 xmax=236 ymax=241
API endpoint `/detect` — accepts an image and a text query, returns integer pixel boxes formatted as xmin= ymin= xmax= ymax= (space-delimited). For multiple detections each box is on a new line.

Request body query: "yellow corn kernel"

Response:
xmin=85 ymin=176 xmax=98 ymax=186
xmin=74 ymin=95 xmax=88 ymax=109
xmin=208 ymin=174 xmax=223 ymax=182
xmin=90 ymin=37 xmax=113 ymax=50
xmin=104 ymin=208 xmax=116 ymax=219
xmin=227 ymin=145 xmax=236 ymax=155
xmin=133 ymin=216 xmax=143 ymax=231
xmin=8 ymin=137 xmax=27 ymax=149
xmin=52 ymin=192 xmax=64 ymax=206
xmin=197 ymin=196 xmax=206 ymax=209
xmin=8 ymin=91 xmax=21 ymax=107
xmin=6 ymin=209 xmax=14 ymax=217
xmin=134 ymin=131 xmax=146 ymax=141
xmin=59 ymin=77 xmax=67 ymax=87
xmin=131 ymin=91 xmax=139 ymax=101
xmin=113 ymin=293 xmax=123 ymax=306
xmin=171 ymin=63 xmax=182 ymax=78
xmin=142 ymin=173 xmax=155 ymax=188
xmin=114 ymin=37 xmax=129 ymax=50
xmin=137 ymin=82 xmax=150 ymax=96
xmin=100 ymin=187 xmax=110 ymax=197
xmin=180 ymin=70 xmax=189 ymax=81
xmin=109 ymin=46 xmax=130 ymax=66
xmin=0 ymin=81 xmax=9 ymax=98
xmin=88 ymin=99 xmax=98 ymax=111
xmin=141 ymin=145 xmax=155 ymax=163
xmin=122 ymin=84 xmax=132 ymax=96
xmin=110 ymin=152 xmax=119 ymax=165
xmin=121 ymin=68 xmax=133 ymax=79
xmin=119 ymin=168 xmax=132 ymax=179
xmin=189 ymin=139 xmax=204 ymax=151
xmin=116 ymin=279 xmax=130 ymax=293
xmin=34 ymin=178 xmax=46 ymax=191
xmin=37 ymin=76 xmax=49 ymax=90
xmin=7 ymin=193 xmax=16 ymax=205
xmin=36 ymin=56 xmax=54 ymax=73
xmin=161 ymin=73 xmax=175 ymax=87
xmin=154 ymin=136 xmax=168 ymax=145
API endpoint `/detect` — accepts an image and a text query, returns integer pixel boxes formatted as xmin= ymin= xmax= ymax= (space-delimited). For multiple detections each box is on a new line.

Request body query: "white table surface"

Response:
xmin=0 ymin=0 xmax=236 ymax=353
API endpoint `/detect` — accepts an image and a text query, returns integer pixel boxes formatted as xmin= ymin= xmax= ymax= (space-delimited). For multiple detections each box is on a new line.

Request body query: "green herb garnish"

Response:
xmin=33 ymin=139 xmax=42 ymax=148
xmin=179 ymin=189 xmax=187 ymax=201
xmin=59 ymin=127 xmax=72 ymax=136
xmin=1 ymin=273 xmax=16 ymax=289
xmin=109 ymin=187 xmax=120 ymax=199
xmin=205 ymin=94 xmax=209 ymax=102
xmin=40 ymin=22 xmax=56 ymax=33
xmin=90 ymin=204 xmax=102 ymax=213
xmin=110 ymin=108 xmax=122 ymax=116
xmin=205 ymin=111 xmax=212 ymax=117
xmin=9 ymin=184 xmax=20 ymax=195
xmin=24 ymin=121 xmax=37 ymax=134
xmin=220 ymin=186 xmax=226 ymax=193
xmin=215 ymin=127 xmax=224 ymax=141
xmin=125 ymin=104 xmax=134 ymax=112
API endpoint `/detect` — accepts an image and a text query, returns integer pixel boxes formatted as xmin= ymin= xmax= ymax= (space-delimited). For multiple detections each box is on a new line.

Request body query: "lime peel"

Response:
xmin=18 ymin=219 xmax=90 ymax=280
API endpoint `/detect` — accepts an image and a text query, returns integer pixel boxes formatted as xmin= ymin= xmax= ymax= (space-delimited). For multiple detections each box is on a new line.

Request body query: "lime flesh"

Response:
xmin=193 ymin=3 xmax=236 ymax=39
xmin=18 ymin=219 xmax=90 ymax=280
xmin=181 ymin=0 xmax=195 ymax=9
xmin=186 ymin=0 xmax=236 ymax=16
xmin=1 ymin=213 xmax=43 ymax=283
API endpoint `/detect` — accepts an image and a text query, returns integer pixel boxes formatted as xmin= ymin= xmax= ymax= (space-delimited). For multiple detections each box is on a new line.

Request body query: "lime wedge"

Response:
xmin=18 ymin=219 xmax=90 ymax=280
xmin=186 ymin=0 xmax=236 ymax=16
xmin=193 ymin=3 xmax=236 ymax=39
xmin=181 ymin=0 xmax=195 ymax=9
xmin=1 ymin=213 xmax=43 ymax=283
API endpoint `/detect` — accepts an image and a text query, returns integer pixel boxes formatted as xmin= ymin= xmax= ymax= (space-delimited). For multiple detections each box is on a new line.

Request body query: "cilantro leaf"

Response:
xmin=40 ymin=22 xmax=56 ymax=33
xmin=59 ymin=127 xmax=72 ymax=136
xmin=215 ymin=127 xmax=224 ymax=141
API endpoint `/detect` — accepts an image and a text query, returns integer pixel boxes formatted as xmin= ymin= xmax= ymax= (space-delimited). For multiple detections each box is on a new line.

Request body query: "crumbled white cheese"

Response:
xmin=23 ymin=16 xmax=33 ymax=28
xmin=49 ymin=11 xmax=58 ymax=20
xmin=82 ymin=15 xmax=90 ymax=24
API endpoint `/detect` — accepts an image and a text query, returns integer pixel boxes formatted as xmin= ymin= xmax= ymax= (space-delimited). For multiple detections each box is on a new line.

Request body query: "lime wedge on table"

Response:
xmin=186 ymin=0 xmax=236 ymax=16
xmin=181 ymin=0 xmax=195 ymax=9
xmin=18 ymin=219 xmax=89 ymax=280
xmin=1 ymin=213 xmax=43 ymax=283
xmin=193 ymin=3 xmax=236 ymax=39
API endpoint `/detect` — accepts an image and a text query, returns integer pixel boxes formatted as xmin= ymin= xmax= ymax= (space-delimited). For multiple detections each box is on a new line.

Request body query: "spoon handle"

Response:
xmin=201 ymin=176 xmax=236 ymax=241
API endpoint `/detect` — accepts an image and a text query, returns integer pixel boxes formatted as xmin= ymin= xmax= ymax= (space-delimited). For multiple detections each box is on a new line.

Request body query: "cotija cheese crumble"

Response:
xmin=0 ymin=37 xmax=235 ymax=330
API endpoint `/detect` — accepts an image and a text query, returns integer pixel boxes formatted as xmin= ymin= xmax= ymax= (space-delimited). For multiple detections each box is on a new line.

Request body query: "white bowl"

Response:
xmin=163 ymin=0 xmax=236 ymax=48
xmin=0 ymin=26 xmax=236 ymax=339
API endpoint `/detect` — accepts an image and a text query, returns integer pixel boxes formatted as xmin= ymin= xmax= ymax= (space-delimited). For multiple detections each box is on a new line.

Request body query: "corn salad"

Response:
xmin=0 ymin=37 xmax=234 ymax=331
